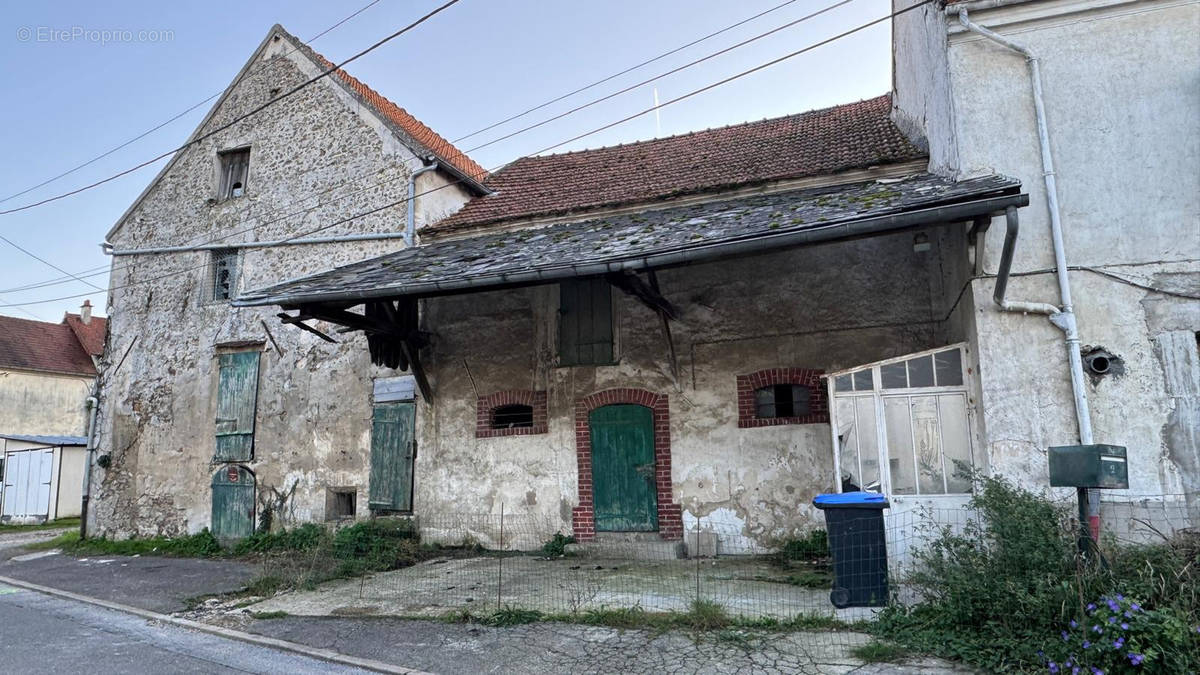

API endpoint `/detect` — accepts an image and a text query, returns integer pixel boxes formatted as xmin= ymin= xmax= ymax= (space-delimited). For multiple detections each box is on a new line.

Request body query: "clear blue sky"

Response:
xmin=0 ymin=0 xmax=893 ymax=322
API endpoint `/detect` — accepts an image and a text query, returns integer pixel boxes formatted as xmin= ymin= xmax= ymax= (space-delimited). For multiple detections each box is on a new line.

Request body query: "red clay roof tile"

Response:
xmin=298 ymin=41 xmax=488 ymax=185
xmin=429 ymin=94 xmax=924 ymax=234
xmin=63 ymin=312 xmax=107 ymax=357
xmin=0 ymin=314 xmax=100 ymax=376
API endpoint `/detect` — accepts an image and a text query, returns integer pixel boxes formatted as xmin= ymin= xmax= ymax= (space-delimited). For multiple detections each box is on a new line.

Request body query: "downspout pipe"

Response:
xmin=406 ymin=161 xmax=439 ymax=247
xmin=79 ymin=394 xmax=99 ymax=539
xmin=959 ymin=8 xmax=1100 ymax=540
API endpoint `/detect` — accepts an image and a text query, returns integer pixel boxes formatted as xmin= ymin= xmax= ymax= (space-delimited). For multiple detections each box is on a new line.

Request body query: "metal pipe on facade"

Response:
xmin=106 ymin=230 xmax=415 ymax=256
xmin=406 ymin=161 xmax=439 ymax=247
xmin=79 ymin=395 xmax=99 ymax=539
xmin=959 ymin=8 xmax=1099 ymax=541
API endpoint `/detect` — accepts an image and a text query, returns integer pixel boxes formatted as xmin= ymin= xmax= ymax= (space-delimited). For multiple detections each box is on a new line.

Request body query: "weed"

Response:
xmin=778 ymin=529 xmax=828 ymax=561
xmin=442 ymin=609 xmax=477 ymax=624
xmin=540 ymin=533 xmax=575 ymax=557
xmin=40 ymin=529 xmax=222 ymax=557
xmin=578 ymin=605 xmax=652 ymax=629
xmin=483 ymin=607 xmax=544 ymax=626
xmin=684 ymin=599 xmax=730 ymax=631
xmin=249 ymin=610 xmax=289 ymax=620
xmin=850 ymin=640 xmax=909 ymax=663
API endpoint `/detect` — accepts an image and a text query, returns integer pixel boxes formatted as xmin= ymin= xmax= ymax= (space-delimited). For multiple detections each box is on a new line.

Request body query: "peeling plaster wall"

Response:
xmin=91 ymin=33 xmax=473 ymax=537
xmin=899 ymin=0 xmax=1200 ymax=500
xmin=0 ymin=369 xmax=94 ymax=437
xmin=415 ymin=229 xmax=969 ymax=546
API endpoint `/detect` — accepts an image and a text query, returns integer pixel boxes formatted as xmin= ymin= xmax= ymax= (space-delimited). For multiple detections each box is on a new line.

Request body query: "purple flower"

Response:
xmin=1108 ymin=616 xmax=1117 ymax=624
xmin=1128 ymin=653 xmax=1144 ymax=666
xmin=1124 ymin=611 xmax=1132 ymax=618
xmin=1091 ymin=668 xmax=1103 ymax=675
xmin=1083 ymin=641 xmax=1091 ymax=649
xmin=1106 ymin=599 xmax=1120 ymax=612
xmin=1070 ymin=620 xmax=1078 ymax=628
xmin=1131 ymin=603 xmax=1142 ymax=612
xmin=1072 ymin=668 xmax=1080 ymax=675
xmin=1092 ymin=625 xmax=1103 ymax=634
xmin=1114 ymin=637 xmax=1125 ymax=648
xmin=1121 ymin=622 xmax=1129 ymax=630
xmin=1116 ymin=594 xmax=1124 ymax=601
xmin=1062 ymin=631 xmax=1070 ymax=641
xmin=1087 ymin=603 xmax=1096 ymax=612
xmin=1049 ymin=662 xmax=1059 ymax=673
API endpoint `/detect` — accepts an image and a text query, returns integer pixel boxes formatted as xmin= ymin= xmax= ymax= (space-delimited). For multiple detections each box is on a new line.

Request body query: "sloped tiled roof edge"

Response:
xmin=285 ymin=31 xmax=489 ymax=189
xmin=63 ymin=313 xmax=107 ymax=357
xmin=0 ymin=315 xmax=99 ymax=376
xmin=427 ymin=95 xmax=925 ymax=235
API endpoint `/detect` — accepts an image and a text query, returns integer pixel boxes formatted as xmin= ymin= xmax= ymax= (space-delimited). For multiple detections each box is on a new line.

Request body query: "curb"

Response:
xmin=0 ymin=574 xmax=429 ymax=675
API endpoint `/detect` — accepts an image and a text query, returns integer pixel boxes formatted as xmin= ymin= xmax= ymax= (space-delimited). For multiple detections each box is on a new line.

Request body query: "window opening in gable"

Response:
xmin=754 ymin=384 xmax=812 ymax=419
xmin=326 ymin=488 xmax=357 ymax=520
xmin=210 ymin=249 xmax=238 ymax=301
xmin=218 ymin=147 xmax=250 ymax=199
xmin=492 ymin=404 xmax=534 ymax=429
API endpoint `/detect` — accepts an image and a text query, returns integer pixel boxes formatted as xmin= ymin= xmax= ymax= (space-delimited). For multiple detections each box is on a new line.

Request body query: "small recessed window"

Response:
xmin=326 ymin=488 xmax=357 ymax=520
xmin=210 ymin=249 xmax=238 ymax=301
xmin=218 ymin=147 xmax=250 ymax=200
xmin=492 ymin=404 xmax=534 ymax=429
xmin=754 ymin=384 xmax=812 ymax=419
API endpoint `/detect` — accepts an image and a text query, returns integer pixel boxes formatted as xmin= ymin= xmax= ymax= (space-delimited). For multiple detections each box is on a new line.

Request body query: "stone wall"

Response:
xmin=90 ymin=30 xmax=474 ymax=537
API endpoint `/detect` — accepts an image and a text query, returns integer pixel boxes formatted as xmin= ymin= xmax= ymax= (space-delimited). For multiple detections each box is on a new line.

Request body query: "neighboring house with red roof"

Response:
xmin=0 ymin=303 xmax=105 ymax=523
xmin=0 ymin=302 xmax=105 ymax=438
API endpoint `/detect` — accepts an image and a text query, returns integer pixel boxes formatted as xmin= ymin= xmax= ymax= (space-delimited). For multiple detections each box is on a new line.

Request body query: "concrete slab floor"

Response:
xmin=247 ymin=555 xmax=855 ymax=620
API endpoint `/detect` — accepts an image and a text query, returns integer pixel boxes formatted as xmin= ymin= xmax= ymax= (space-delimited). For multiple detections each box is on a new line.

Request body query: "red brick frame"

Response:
xmin=737 ymin=368 xmax=829 ymax=428
xmin=476 ymin=390 xmax=548 ymax=438
xmin=572 ymin=388 xmax=682 ymax=542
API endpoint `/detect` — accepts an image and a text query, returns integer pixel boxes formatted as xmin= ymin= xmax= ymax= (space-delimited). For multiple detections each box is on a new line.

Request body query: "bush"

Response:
xmin=779 ymin=529 xmax=829 ymax=561
xmin=541 ymin=533 xmax=575 ymax=557
xmin=876 ymin=476 xmax=1200 ymax=671
xmin=330 ymin=518 xmax=421 ymax=574
xmin=232 ymin=523 xmax=326 ymax=555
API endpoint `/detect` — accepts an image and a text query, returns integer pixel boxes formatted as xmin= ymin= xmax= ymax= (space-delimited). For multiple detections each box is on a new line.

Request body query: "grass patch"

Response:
xmin=0 ymin=517 xmax=79 ymax=533
xmin=683 ymin=598 xmax=730 ymax=630
xmin=850 ymin=640 xmax=909 ymax=663
xmin=249 ymin=610 xmax=289 ymax=620
xmin=22 ymin=530 xmax=80 ymax=550
xmin=540 ymin=533 xmax=575 ymax=557
xmin=778 ymin=529 xmax=828 ymax=561
xmin=37 ymin=529 xmax=223 ymax=557
xmin=482 ymin=607 xmax=544 ymax=626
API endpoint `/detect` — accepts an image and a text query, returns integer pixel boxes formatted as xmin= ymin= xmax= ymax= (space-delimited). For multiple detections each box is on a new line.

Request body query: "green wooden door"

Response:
xmin=590 ymin=404 xmax=658 ymax=531
xmin=215 ymin=351 xmax=260 ymax=461
xmin=211 ymin=466 xmax=255 ymax=542
xmin=369 ymin=402 xmax=415 ymax=512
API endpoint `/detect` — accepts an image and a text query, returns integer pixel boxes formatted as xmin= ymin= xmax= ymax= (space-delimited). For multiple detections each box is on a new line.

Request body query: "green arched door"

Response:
xmin=211 ymin=465 xmax=255 ymax=542
xmin=590 ymin=404 xmax=657 ymax=531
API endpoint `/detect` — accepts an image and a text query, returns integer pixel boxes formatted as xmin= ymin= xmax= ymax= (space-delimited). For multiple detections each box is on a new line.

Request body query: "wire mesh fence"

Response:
xmin=337 ymin=494 xmax=1198 ymax=625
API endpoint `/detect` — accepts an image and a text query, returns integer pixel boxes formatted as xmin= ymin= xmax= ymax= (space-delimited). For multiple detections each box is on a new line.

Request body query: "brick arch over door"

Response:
xmin=573 ymin=388 xmax=682 ymax=542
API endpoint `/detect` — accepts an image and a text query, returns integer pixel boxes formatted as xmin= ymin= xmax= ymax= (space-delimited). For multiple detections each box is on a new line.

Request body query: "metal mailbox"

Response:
xmin=1048 ymin=444 xmax=1128 ymax=489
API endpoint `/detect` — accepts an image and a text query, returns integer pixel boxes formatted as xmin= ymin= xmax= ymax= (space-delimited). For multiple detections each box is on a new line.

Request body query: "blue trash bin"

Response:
xmin=813 ymin=491 xmax=889 ymax=608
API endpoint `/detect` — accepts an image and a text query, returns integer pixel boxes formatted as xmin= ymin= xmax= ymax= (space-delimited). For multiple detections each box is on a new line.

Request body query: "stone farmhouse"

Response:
xmin=92 ymin=0 xmax=1198 ymax=549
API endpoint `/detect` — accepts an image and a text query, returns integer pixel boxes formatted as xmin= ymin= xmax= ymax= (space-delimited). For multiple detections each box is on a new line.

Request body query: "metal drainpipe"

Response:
xmin=80 ymin=394 xmax=99 ymax=539
xmin=406 ymin=161 xmax=439 ymax=247
xmin=958 ymin=8 xmax=1100 ymax=541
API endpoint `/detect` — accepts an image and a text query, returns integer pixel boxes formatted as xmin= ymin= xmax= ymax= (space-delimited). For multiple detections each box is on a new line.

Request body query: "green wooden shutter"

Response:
xmin=590 ymin=404 xmax=658 ymax=531
xmin=215 ymin=351 xmax=260 ymax=461
xmin=211 ymin=466 xmax=255 ymax=542
xmin=559 ymin=278 xmax=613 ymax=366
xmin=369 ymin=402 xmax=415 ymax=511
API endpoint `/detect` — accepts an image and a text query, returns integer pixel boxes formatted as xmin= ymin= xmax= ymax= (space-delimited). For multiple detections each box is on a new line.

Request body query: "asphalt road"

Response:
xmin=0 ymin=583 xmax=368 ymax=674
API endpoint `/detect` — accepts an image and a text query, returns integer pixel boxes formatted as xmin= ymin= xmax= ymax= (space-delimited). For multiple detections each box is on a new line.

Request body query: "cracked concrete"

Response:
xmin=238 ymin=615 xmax=973 ymax=674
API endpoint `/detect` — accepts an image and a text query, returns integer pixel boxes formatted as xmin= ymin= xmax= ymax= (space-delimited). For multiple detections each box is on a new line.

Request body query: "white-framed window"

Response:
xmin=827 ymin=343 xmax=976 ymax=496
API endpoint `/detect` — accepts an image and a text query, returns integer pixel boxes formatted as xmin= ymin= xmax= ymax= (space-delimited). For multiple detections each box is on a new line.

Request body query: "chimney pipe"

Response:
xmin=81 ymin=299 xmax=92 ymax=324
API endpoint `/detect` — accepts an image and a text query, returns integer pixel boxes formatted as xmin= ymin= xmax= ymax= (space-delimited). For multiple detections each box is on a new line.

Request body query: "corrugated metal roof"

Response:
xmin=0 ymin=434 xmax=88 ymax=446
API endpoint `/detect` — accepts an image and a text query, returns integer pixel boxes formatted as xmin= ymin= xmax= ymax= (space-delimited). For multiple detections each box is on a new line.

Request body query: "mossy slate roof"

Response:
xmin=237 ymin=173 xmax=1020 ymax=308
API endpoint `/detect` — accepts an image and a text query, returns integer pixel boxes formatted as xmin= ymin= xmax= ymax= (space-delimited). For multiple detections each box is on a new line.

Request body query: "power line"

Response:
xmin=6 ymin=0 xmax=851 ymax=294
xmin=0 ymin=0 xmax=936 ymax=309
xmin=0 ymin=0 xmax=384 ymax=206
xmin=0 ymin=0 xmax=461 ymax=216
xmin=461 ymin=0 xmax=856 ymax=156
xmin=0 ymin=234 xmax=105 ymax=291
xmin=449 ymin=0 xmax=800 ymax=144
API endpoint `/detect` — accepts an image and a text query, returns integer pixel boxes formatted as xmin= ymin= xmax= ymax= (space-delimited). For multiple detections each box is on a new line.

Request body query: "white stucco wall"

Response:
xmin=894 ymin=0 xmax=1200 ymax=503
xmin=0 ymin=368 xmax=93 ymax=437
